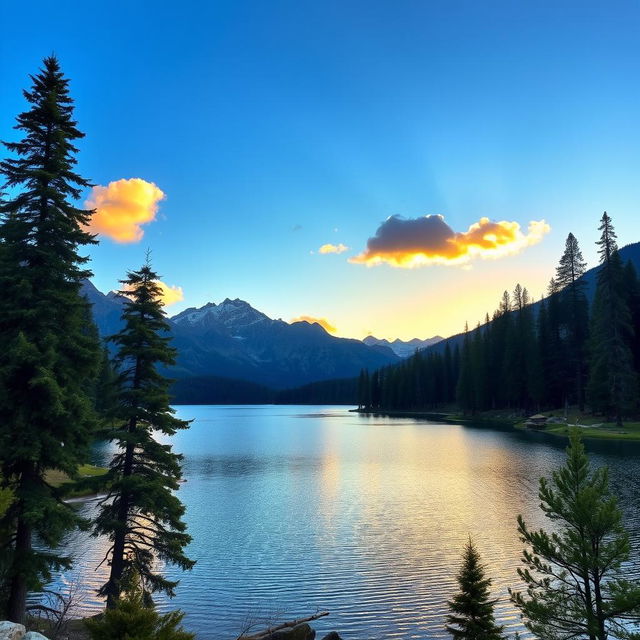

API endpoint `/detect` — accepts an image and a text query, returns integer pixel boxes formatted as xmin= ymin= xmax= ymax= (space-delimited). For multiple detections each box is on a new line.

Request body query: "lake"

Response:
xmin=51 ymin=405 xmax=640 ymax=639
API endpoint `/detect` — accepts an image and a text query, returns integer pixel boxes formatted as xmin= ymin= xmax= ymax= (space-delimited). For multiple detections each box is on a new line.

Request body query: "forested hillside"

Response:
xmin=358 ymin=223 xmax=640 ymax=424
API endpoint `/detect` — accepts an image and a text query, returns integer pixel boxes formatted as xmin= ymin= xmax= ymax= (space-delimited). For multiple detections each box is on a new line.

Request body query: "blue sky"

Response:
xmin=2 ymin=1 xmax=639 ymax=339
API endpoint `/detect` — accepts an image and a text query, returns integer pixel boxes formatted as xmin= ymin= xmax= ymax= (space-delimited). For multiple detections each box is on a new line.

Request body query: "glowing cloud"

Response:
xmin=155 ymin=281 xmax=184 ymax=306
xmin=85 ymin=178 xmax=165 ymax=243
xmin=291 ymin=315 xmax=337 ymax=333
xmin=121 ymin=280 xmax=184 ymax=306
xmin=350 ymin=215 xmax=550 ymax=267
xmin=319 ymin=243 xmax=349 ymax=254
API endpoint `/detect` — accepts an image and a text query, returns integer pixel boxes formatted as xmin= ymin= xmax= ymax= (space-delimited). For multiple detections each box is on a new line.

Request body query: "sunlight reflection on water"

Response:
xmin=46 ymin=406 xmax=640 ymax=639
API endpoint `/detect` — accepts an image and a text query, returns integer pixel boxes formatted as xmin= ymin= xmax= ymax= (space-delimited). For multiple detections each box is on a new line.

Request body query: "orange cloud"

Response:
xmin=121 ymin=280 xmax=184 ymax=306
xmin=319 ymin=243 xmax=349 ymax=254
xmin=350 ymin=215 xmax=550 ymax=267
xmin=85 ymin=178 xmax=165 ymax=243
xmin=291 ymin=315 xmax=337 ymax=333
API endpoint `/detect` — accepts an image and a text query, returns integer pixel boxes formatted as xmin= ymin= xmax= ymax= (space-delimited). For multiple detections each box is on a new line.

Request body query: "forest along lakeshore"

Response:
xmin=1 ymin=45 xmax=640 ymax=640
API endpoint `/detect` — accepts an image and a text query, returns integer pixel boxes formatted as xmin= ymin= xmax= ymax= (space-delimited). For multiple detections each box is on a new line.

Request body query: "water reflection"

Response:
xmin=45 ymin=406 xmax=640 ymax=639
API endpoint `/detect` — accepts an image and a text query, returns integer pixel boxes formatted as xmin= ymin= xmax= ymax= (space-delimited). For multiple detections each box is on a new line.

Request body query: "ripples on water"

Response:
xmin=47 ymin=406 xmax=640 ymax=639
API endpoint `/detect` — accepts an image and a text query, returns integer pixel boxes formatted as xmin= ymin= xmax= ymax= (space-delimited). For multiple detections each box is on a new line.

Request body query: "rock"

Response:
xmin=270 ymin=623 xmax=315 ymax=640
xmin=321 ymin=633 xmax=343 ymax=640
xmin=24 ymin=633 xmax=50 ymax=640
xmin=0 ymin=621 xmax=26 ymax=640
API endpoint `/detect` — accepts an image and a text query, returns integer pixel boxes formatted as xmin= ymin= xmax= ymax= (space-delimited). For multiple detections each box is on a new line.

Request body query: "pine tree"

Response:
xmin=456 ymin=324 xmax=476 ymax=415
xmin=446 ymin=539 xmax=505 ymax=640
xmin=539 ymin=279 xmax=567 ymax=410
xmin=85 ymin=571 xmax=194 ymax=640
xmin=587 ymin=213 xmax=637 ymax=425
xmin=510 ymin=430 xmax=640 ymax=640
xmin=94 ymin=260 xmax=194 ymax=607
xmin=555 ymin=233 xmax=589 ymax=409
xmin=0 ymin=56 xmax=101 ymax=623
xmin=622 ymin=260 xmax=640 ymax=388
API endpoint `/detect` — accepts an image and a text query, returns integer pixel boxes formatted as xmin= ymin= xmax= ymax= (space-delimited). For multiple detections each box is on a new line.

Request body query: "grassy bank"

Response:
xmin=515 ymin=411 xmax=640 ymax=441
xmin=46 ymin=463 xmax=108 ymax=498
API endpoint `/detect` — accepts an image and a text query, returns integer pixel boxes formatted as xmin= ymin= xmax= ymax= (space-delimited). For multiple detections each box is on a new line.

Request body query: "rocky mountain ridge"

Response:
xmin=363 ymin=335 xmax=444 ymax=358
xmin=81 ymin=284 xmax=399 ymax=389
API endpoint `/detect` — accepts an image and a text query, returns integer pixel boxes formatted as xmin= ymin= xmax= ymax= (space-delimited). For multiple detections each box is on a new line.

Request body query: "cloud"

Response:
xmin=121 ymin=280 xmax=184 ymax=306
xmin=291 ymin=315 xmax=337 ymax=333
xmin=350 ymin=214 xmax=550 ymax=267
xmin=155 ymin=281 xmax=184 ymax=306
xmin=319 ymin=243 xmax=349 ymax=255
xmin=85 ymin=178 xmax=165 ymax=243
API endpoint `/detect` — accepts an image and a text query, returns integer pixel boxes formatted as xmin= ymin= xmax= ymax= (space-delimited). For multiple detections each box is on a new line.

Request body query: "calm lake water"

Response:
xmin=51 ymin=405 xmax=640 ymax=639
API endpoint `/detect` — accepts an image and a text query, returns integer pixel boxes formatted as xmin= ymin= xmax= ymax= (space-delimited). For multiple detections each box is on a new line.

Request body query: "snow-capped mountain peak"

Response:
xmin=363 ymin=335 xmax=444 ymax=358
xmin=170 ymin=298 xmax=269 ymax=331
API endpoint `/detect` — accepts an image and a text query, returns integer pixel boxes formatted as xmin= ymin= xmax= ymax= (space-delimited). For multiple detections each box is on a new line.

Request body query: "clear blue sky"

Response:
xmin=2 ymin=1 xmax=639 ymax=339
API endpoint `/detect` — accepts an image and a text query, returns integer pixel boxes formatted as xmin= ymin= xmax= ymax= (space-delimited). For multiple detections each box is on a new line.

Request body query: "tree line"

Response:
xmin=0 ymin=57 xmax=193 ymax=638
xmin=358 ymin=221 xmax=640 ymax=424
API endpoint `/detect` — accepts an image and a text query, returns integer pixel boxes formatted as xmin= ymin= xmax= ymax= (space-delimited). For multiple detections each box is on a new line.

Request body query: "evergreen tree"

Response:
xmin=587 ymin=213 xmax=637 ymax=424
xmin=555 ymin=233 xmax=589 ymax=409
xmin=457 ymin=324 xmax=476 ymax=415
xmin=86 ymin=571 xmax=194 ymax=640
xmin=538 ymin=280 xmax=566 ymax=410
xmin=503 ymin=285 xmax=539 ymax=412
xmin=622 ymin=260 xmax=640 ymax=388
xmin=94 ymin=261 xmax=194 ymax=607
xmin=0 ymin=56 xmax=101 ymax=622
xmin=93 ymin=346 xmax=121 ymax=429
xmin=446 ymin=539 xmax=505 ymax=640
xmin=510 ymin=430 xmax=640 ymax=640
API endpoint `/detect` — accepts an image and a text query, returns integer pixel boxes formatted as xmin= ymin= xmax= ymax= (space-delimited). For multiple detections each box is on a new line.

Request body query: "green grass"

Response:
xmin=543 ymin=422 xmax=640 ymax=440
xmin=515 ymin=410 xmax=640 ymax=440
xmin=46 ymin=463 xmax=108 ymax=498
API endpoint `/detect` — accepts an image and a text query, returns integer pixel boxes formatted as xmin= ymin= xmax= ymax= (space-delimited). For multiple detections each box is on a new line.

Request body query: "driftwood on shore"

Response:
xmin=239 ymin=611 xmax=329 ymax=639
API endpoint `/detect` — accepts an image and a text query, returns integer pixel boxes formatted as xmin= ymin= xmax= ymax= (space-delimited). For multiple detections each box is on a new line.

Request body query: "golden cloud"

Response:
xmin=319 ymin=243 xmax=349 ymax=254
xmin=85 ymin=178 xmax=165 ymax=243
xmin=350 ymin=215 xmax=550 ymax=267
xmin=121 ymin=280 xmax=184 ymax=306
xmin=291 ymin=315 xmax=337 ymax=334
xmin=155 ymin=281 xmax=184 ymax=306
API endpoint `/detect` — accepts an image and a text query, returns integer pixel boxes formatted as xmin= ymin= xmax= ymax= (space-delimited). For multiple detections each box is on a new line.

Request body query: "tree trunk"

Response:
xmin=7 ymin=510 xmax=32 ymax=624
xmin=105 ymin=425 xmax=136 ymax=608
xmin=592 ymin=577 xmax=607 ymax=640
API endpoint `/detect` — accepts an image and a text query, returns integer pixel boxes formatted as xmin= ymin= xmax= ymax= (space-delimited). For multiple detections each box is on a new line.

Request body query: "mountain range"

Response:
xmin=363 ymin=335 xmax=444 ymax=358
xmin=81 ymin=282 xmax=399 ymax=389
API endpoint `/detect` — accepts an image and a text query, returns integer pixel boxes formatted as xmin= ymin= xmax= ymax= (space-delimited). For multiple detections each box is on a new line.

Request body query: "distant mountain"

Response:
xmin=82 ymin=287 xmax=399 ymax=389
xmin=80 ymin=280 xmax=126 ymax=336
xmin=363 ymin=335 xmax=444 ymax=358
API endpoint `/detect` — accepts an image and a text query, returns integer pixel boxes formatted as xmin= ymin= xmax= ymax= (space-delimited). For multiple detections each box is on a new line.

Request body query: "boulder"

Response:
xmin=0 ymin=621 xmax=26 ymax=640
xmin=320 ymin=633 xmax=342 ymax=640
xmin=24 ymin=633 xmax=50 ymax=640
xmin=270 ymin=623 xmax=315 ymax=640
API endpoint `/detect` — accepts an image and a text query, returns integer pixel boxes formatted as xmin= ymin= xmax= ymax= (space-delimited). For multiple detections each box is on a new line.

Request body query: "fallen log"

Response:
xmin=239 ymin=611 xmax=330 ymax=639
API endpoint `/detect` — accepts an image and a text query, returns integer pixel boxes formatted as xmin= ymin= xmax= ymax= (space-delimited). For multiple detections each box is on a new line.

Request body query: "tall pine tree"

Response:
xmin=94 ymin=260 xmax=194 ymax=607
xmin=587 ymin=213 xmax=637 ymax=424
xmin=0 ymin=56 xmax=101 ymax=622
xmin=555 ymin=233 xmax=589 ymax=410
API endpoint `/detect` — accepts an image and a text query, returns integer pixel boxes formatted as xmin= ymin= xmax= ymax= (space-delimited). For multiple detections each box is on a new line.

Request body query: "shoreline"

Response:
xmin=353 ymin=408 xmax=640 ymax=441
